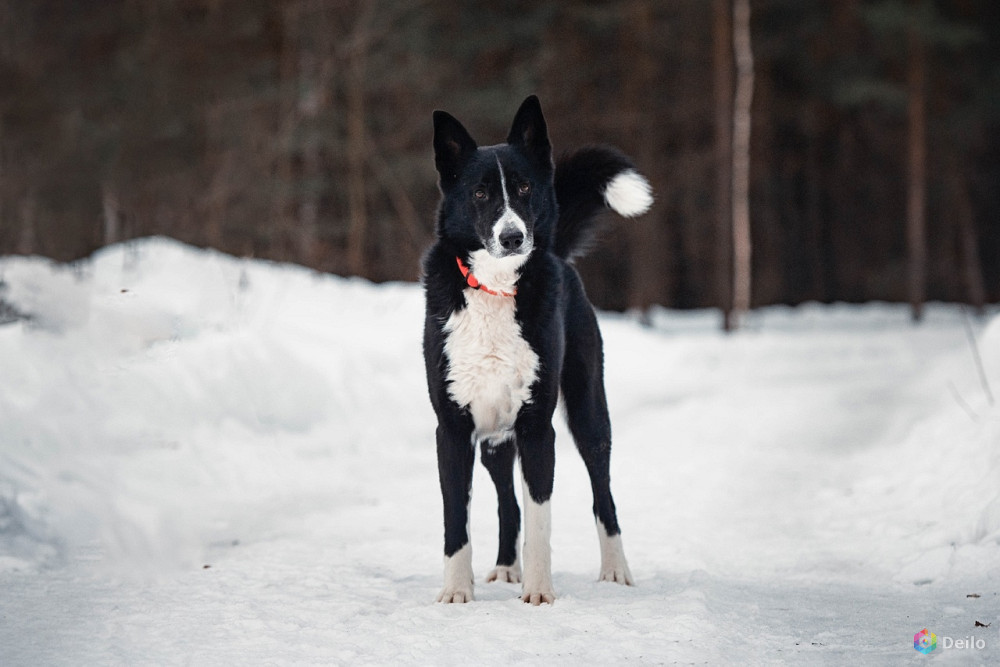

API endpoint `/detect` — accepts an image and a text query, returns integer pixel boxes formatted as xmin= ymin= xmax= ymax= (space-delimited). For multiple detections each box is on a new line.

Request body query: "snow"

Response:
xmin=1 ymin=237 xmax=998 ymax=664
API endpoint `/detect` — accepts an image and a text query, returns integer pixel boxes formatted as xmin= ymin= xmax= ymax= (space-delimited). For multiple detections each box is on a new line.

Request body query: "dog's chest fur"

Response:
xmin=443 ymin=287 xmax=539 ymax=443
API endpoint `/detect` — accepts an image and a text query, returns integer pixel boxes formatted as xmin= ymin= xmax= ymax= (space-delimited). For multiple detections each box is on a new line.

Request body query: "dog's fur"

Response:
xmin=422 ymin=96 xmax=652 ymax=604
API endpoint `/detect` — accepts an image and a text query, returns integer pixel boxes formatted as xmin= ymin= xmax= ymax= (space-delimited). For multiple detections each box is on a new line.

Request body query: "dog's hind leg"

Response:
xmin=563 ymin=382 xmax=634 ymax=586
xmin=481 ymin=439 xmax=521 ymax=583
xmin=586 ymin=448 xmax=634 ymax=586
xmin=561 ymin=276 xmax=634 ymax=586
xmin=436 ymin=418 xmax=477 ymax=603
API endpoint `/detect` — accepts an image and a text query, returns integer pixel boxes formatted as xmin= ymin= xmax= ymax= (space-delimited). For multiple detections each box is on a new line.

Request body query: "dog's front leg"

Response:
xmin=517 ymin=419 xmax=556 ymax=605
xmin=436 ymin=420 xmax=476 ymax=603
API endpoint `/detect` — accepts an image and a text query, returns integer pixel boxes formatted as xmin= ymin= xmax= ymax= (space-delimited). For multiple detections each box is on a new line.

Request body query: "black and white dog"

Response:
xmin=422 ymin=96 xmax=652 ymax=604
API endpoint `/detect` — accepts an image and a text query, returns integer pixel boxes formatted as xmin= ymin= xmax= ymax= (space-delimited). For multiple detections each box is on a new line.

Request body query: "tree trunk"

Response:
xmin=367 ymin=146 xmax=423 ymax=270
xmin=906 ymin=7 xmax=927 ymax=322
xmin=16 ymin=191 xmax=36 ymax=255
xmin=804 ymin=103 xmax=828 ymax=302
xmin=203 ymin=101 xmax=231 ymax=250
xmin=731 ymin=0 xmax=754 ymax=326
xmin=624 ymin=0 xmax=660 ymax=321
xmin=344 ymin=0 xmax=375 ymax=278
xmin=102 ymin=183 xmax=121 ymax=246
xmin=947 ymin=158 xmax=986 ymax=314
xmin=272 ymin=0 xmax=301 ymax=262
xmin=297 ymin=47 xmax=320 ymax=267
xmin=296 ymin=45 xmax=334 ymax=267
xmin=0 ymin=117 xmax=4 ymax=243
xmin=713 ymin=0 xmax=734 ymax=330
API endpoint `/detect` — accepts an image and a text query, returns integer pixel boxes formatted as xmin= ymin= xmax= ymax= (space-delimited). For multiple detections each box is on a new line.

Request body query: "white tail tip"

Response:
xmin=604 ymin=169 xmax=653 ymax=217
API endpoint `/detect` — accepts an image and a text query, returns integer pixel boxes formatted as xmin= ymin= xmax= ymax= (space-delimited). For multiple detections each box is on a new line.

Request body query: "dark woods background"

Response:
xmin=1 ymin=0 xmax=998 ymax=314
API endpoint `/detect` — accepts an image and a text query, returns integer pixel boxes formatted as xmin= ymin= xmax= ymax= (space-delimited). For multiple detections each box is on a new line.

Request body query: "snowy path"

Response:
xmin=1 ymin=239 xmax=998 ymax=664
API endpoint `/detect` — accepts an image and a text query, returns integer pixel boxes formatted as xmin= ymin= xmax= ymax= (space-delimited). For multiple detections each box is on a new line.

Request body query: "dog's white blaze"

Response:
xmin=489 ymin=156 xmax=532 ymax=257
xmin=604 ymin=169 xmax=653 ymax=218
xmin=496 ymin=156 xmax=513 ymax=208
xmin=438 ymin=542 xmax=474 ymax=603
xmin=596 ymin=519 xmax=634 ymax=585
xmin=521 ymin=473 xmax=554 ymax=602
xmin=443 ymin=249 xmax=538 ymax=443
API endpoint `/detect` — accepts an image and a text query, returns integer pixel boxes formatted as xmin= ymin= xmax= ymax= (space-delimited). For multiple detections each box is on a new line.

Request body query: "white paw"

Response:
xmin=597 ymin=524 xmax=634 ymax=585
xmin=486 ymin=564 xmax=521 ymax=583
xmin=438 ymin=543 xmax=474 ymax=603
xmin=436 ymin=585 xmax=474 ymax=604
xmin=599 ymin=562 xmax=635 ymax=586
xmin=521 ymin=587 xmax=556 ymax=605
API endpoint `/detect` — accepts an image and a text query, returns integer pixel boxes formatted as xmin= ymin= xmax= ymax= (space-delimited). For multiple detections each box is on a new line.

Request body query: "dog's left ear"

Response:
xmin=507 ymin=95 xmax=552 ymax=170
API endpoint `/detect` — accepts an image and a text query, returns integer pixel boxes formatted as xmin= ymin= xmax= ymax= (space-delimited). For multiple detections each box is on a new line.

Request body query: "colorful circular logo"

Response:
xmin=914 ymin=628 xmax=938 ymax=654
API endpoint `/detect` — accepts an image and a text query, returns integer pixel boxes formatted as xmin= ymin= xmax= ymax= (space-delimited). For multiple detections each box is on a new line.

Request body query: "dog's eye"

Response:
xmin=518 ymin=182 xmax=531 ymax=196
xmin=473 ymin=188 xmax=487 ymax=200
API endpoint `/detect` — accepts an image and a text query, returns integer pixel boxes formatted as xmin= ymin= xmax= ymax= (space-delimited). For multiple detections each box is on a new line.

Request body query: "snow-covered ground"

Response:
xmin=1 ymin=237 xmax=998 ymax=665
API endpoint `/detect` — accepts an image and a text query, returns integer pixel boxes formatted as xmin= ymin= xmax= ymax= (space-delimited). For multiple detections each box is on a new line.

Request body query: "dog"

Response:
xmin=422 ymin=95 xmax=652 ymax=604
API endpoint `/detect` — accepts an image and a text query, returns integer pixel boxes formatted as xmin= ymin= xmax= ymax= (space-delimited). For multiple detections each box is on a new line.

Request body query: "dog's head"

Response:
xmin=432 ymin=96 xmax=556 ymax=268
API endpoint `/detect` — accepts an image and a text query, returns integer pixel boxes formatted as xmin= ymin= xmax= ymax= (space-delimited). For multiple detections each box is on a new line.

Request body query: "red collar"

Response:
xmin=455 ymin=256 xmax=517 ymax=297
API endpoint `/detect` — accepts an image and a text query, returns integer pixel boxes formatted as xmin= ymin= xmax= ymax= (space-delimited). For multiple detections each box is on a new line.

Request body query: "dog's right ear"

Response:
xmin=507 ymin=95 xmax=552 ymax=171
xmin=433 ymin=110 xmax=477 ymax=189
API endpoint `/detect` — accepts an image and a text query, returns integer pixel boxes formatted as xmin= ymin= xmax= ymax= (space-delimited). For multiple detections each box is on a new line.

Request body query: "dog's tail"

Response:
xmin=552 ymin=146 xmax=653 ymax=260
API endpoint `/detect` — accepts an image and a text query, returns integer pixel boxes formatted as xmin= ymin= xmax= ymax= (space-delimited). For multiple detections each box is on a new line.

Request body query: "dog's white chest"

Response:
xmin=443 ymin=289 xmax=539 ymax=443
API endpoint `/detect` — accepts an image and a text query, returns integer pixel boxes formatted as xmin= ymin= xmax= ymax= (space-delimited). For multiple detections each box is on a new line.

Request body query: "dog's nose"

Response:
xmin=499 ymin=228 xmax=524 ymax=251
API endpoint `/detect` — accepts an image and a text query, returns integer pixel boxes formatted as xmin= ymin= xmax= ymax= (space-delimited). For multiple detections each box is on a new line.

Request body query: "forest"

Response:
xmin=1 ymin=0 xmax=998 ymax=316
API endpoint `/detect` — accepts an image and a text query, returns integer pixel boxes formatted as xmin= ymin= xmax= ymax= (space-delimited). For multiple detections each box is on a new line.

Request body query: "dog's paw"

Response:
xmin=521 ymin=588 xmax=556 ymax=606
xmin=486 ymin=564 xmax=521 ymax=584
xmin=438 ymin=544 xmax=474 ymax=603
xmin=597 ymin=528 xmax=634 ymax=585
xmin=599 ymin=563 xmax=635 ymax=586
xmin=436 ymin=585 xmax=474 ymax=603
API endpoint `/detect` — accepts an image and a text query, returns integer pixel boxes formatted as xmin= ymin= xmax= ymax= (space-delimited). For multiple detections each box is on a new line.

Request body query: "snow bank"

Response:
xmin=0 ymin=238 xmax=427 ymax=572
xmin=1 ymin=238 xmax=998 ymax=663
